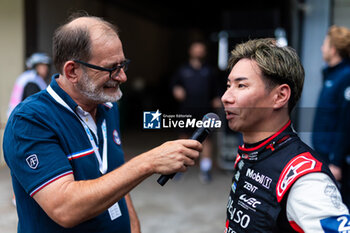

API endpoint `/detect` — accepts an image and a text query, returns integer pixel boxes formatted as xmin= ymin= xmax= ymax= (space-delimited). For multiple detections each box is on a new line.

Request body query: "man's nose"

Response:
xmin=221 ymin=89 xmax=234 ymax=104
xmin=112 ymin=69 xmax=127 ymax=83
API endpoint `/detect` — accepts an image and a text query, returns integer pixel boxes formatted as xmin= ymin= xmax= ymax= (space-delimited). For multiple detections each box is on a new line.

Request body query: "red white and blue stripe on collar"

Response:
xmin=102 ymin=102 xmax=113 ymax=109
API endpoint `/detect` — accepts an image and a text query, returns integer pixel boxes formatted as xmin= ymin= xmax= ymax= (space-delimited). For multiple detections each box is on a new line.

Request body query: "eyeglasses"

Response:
xmin=74 ymin=59 xmax=130 ymax=79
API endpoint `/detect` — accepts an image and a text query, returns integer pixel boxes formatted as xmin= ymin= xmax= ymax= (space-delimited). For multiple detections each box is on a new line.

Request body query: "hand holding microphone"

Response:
xmin=157 ymin=113 xmax=220 ymax=186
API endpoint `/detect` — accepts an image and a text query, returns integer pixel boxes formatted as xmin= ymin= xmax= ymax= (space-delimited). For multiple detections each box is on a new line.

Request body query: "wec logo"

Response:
xmin=239 ymin=194 xmax=261 ymax=208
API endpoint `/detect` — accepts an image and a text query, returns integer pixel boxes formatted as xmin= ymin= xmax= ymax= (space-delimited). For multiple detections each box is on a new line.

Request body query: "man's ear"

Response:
xmin=63 ymin=61 xmax=80 ymax=84
xmin=273 ymin=84 xmax=291 ymax=110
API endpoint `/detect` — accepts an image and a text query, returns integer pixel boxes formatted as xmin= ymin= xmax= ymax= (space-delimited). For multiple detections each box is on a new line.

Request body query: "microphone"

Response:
xmin=157 ymin=113 xmax=220 ymax=186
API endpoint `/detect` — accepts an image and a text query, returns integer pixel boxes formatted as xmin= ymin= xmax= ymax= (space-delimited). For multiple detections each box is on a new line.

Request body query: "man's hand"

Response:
xmin=143 ymin=139 xmax=202 ymax=175
xmin=173 ymin=85 xmax=186 ymax=102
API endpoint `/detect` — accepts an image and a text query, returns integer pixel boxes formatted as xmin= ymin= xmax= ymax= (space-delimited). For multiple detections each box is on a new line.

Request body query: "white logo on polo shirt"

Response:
xmin=26 ymin=154 xmax=39 ymax=169
xmin=113 ymin=130 xmax=121 ymax=145
xmin=344 ymin=86 xmax=350 ymax=101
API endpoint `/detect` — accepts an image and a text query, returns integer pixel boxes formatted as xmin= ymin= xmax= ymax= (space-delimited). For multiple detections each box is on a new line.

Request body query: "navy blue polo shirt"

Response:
xmin=312 ymin=59 xmax=350 ymax=165
xmin=3 ymin=74 xmax=130 ymax=233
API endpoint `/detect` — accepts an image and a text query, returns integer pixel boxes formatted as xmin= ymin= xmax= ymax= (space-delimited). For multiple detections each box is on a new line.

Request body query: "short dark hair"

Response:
xmin=52 ymin=13 xmax=119 ymax=74
xmin=228 ymin=38 xmax=305 ymax=113
xmin=53 ymin=25 xmax=90 ymax=74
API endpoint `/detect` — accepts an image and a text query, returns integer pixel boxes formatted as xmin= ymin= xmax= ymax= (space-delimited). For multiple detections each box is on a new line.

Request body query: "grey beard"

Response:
xmin=77 ymin=72 xmax=123 ymax=103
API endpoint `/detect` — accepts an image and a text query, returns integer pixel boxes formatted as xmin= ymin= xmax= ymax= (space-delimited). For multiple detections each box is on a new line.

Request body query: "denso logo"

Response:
xmin=227 ymin=196 xmax=251 ymax=229
xmin=246 ymin=168 xmax=272 ymax=189
xmin=239 ymin=194 xmax=261 ymax=208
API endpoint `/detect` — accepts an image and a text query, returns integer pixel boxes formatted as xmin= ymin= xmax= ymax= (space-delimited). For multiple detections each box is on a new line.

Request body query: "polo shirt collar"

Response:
xmin=49 ymin=74 xmax=114 ymax=112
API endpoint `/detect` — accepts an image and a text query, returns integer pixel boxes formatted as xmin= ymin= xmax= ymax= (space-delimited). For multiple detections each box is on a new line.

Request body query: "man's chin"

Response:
xmin=80 ymin=87 xmax=123 ymax=103
xmin=102 ymin=88 xmax=123 ymax=102
xmin=99 ymin=87 xmax=123 ymax=103
xmin=228 ymin=122 xmax=241 ymax=132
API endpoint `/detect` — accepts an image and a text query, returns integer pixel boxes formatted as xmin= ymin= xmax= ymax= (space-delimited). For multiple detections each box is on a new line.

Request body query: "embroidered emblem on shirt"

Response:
xmin=324 ymin=184 xmax=342 ymax=209
xmin=231 ymin=182 xmax=237 ymax=193
xmin=234 ymin=171 xmax=240 ymax=181
xmin=344 ymin=86 xmax=350 ymax=101
xmin=238 ymin=160 xmax=244 ymax=170
xmin=325 ymin=80 xmax=333 ymax=88
xmin=26 ymin=154 xmax=39 ymax=169
xmin=113 ymin=130 xmax=121 ymax=145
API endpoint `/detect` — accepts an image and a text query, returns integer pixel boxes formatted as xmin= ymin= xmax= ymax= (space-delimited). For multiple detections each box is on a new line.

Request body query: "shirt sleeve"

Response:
xmin=286 ymin=172 xmax=349 ymax=233
xmin=5 ymin=112 xmax=73 ymax=197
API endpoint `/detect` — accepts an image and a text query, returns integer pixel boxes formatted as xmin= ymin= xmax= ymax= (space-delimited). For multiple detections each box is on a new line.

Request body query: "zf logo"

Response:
xmin=143 ymin=110 xmax=162 ymax=129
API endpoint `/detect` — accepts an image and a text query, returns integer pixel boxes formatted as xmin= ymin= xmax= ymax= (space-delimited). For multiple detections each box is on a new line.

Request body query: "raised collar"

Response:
xmin=238 ymin=120 xmax=295 ymax=161
xmin=323 ymin=58 xmax=350 ymax=74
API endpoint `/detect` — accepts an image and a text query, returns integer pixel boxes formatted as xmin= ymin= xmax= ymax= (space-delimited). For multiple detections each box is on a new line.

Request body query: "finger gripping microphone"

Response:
xmin=157 ymin=113 xmax=220 ymax=186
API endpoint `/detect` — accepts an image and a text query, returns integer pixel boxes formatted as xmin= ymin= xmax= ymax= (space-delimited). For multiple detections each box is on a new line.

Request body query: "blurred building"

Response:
xmin=1 ymin=0 xmax=350 ymax=165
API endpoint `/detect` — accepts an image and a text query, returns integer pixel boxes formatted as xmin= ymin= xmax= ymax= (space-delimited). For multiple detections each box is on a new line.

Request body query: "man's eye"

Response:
xmin=226 ymin=84 xmax=231 ymax=89
xmin=106 ymin=65 xmax=117 ymax=70
xmin=238 ymin=84 xmax=246 ymax=88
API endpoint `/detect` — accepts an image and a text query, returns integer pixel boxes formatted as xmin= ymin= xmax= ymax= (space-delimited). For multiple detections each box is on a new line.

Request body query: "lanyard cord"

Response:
xmin=47 ymin=85 xmax=108 ymax=174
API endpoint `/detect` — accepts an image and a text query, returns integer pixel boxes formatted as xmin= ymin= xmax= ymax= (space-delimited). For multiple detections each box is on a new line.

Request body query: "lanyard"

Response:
xmin=47 ymin=85 xmax=108 ymax=174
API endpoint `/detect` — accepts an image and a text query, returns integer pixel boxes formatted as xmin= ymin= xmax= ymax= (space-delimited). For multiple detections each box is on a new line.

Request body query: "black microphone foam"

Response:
xmin=157 ymin=113 xmax=220 ymax=186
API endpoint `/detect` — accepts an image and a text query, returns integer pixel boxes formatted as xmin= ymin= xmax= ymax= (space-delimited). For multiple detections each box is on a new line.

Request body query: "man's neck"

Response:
xmin=327 ymin=55 xmax=342 ymax=67
xmin=242 ymin=114 xmax=290 ymax=144
xmin=189 ymin=58 xmax=202 ymax=70
xmin=56 ymin=76 xmax=98 ymax=120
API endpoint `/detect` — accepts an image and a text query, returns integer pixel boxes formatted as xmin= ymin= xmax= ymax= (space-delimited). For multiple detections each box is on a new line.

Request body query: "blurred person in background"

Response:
xmin=222 ymin=38 xmax=349 ymax=232
xmin=8 ymin=52 xmax=51 ymax=117
xmin=171 ymin=41 xmax=221 ymax=184
xmin=3 ymin=14 xmax=202 ymax=233
xmin=312 ymin=25 xmax=350 ymax=208
xmin=7 ymin=52 xmax=51 ymax=206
